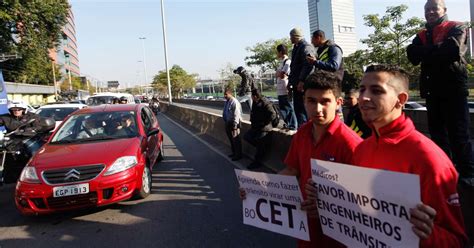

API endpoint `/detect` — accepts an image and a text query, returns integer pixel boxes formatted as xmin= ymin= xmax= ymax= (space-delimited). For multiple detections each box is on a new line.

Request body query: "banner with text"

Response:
xmin=311 ymin=159 xmax=420 ymax=248
xmin=235 ymin=169 xmax=309 ymax=241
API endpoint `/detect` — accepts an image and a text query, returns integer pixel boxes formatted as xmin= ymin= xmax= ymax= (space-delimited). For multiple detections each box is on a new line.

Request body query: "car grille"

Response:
xmin=47 ymin=192 xmax=98 ymax=209
xmin=42 ymin=164 xmax=105 ymax=185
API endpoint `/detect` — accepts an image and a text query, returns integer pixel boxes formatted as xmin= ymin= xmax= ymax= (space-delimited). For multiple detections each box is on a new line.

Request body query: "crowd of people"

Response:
xmin=225 ymin=0 xmax=473 ymax=247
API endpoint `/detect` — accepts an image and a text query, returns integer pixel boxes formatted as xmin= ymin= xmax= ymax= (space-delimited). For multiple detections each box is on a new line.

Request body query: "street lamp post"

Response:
xmin=51 ymin=61 xmax=59 ymax=100
xmin=160 ymin=0 xmax=172 ymax=103
xmin=139 ymin=37 xmax=148 ymax=95
xmin=65 ymin=54 xmax=73 ymax=91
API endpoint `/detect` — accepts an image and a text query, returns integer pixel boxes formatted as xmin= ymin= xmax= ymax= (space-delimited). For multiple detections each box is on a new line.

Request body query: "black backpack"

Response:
xmin=271 ymin=104 xmax=281 ymax=128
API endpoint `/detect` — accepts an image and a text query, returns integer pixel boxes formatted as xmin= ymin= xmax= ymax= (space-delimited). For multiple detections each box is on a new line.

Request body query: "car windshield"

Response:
xmin=51 ymin=111 xmax=138 ymax=143
xmin=36 ymin=107 xmax=79 ymax=121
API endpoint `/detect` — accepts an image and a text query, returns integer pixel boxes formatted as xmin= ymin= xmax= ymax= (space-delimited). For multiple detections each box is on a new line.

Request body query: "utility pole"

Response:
xmin=139 ymin=37 xmax=148 ymax=95
xmin=51 ymin=61 xmax=58 ymax=100
xmin=160 ymin=0 xmax=172 ymax=103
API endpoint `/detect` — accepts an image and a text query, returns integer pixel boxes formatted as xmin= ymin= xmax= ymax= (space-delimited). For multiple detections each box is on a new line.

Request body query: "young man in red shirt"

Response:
xmin=352 ymin=64 xmax=467 ymax=247
xmin=281 ymin=70 xmax=363 ymax=247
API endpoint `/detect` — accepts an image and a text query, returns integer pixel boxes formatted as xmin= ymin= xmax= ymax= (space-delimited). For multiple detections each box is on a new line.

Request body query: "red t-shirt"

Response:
xmin=284 ymin=117 xmax=362 ymax=248
xmin=352 ymin=114 xmax=467 ymax=248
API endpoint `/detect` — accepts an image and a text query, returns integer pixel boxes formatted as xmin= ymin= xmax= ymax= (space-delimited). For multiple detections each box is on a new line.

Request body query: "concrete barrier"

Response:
xmin=168 ymin=98 xmax=474 ymax=136
xmin=160 ymin=99 xmax=474 ymax=172
xmin=159 ymin=102 xmax=291 ymax=172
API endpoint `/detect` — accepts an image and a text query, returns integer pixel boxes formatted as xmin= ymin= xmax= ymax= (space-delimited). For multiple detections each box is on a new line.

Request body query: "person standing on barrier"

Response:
xmin=223 ymin=88 xmax=242 ymax=161
xmin=244 ymin=89 xmax=276 ymax=170
xmin=234 ymin=66 xmax=255 ymax=111
xmin=280 ymin=70 xmax=362 ymax=248
xmin=276 ymin=44 xmax=297 ymax=131
xmin=349 ymin=64 xmax=467 ymax=247
xmin=307 ymin=30 xmax=344 ymax=81
xmin=406 ymin=0 xmax=474 ymax=243
xmin=288 ymin=27 xmax=315 ymax=128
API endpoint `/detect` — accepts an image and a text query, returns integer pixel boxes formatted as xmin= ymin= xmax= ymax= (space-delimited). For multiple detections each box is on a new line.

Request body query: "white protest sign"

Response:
xmin=235 ymin=169 xmax=309 ymax=241
xmin=311 ymin=159 xmax=420 ymax=248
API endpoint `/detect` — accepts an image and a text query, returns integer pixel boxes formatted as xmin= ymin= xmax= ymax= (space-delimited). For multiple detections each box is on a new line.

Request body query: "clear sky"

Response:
xmin=70 ymin=0 xmax=470 ymax=88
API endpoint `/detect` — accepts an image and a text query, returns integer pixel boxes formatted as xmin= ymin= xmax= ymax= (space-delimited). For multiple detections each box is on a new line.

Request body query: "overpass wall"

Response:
xmin=160 ymin=102 xmax=290 ymax=171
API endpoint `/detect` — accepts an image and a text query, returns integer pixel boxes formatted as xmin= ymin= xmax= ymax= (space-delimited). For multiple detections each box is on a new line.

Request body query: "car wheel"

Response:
xmin=138 ymin=166 xmax=152 ymax=199
xmin=157 ymin=139 xmax=164 ymax=162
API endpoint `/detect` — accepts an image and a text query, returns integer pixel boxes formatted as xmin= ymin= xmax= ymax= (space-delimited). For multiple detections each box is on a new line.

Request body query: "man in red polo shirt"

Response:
xmin=281 ymin=70 xmax=362 ymax=247
xmin=352 ymin=64 xmax=467 ymax=247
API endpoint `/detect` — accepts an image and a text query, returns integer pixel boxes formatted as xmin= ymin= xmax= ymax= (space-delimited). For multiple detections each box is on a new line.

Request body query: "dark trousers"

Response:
xmin=278 ymin=95 xmax=297 ymax=129
xmin=426 ymin=95 xmax=474 ymax=178
xmin=244 ymin=128 xmax=272 ymax=163
xmin=293 ymin=90 xmax=307 ymax=128
xmin=426 ymin=94 xmax=474 ymax=243
xmin=225 ymin=123 xmax=242 ymax=157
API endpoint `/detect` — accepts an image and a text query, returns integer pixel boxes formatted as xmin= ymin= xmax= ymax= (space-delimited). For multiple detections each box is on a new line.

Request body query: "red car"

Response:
xmin=15 ymin=104 xmax=164 ymax=215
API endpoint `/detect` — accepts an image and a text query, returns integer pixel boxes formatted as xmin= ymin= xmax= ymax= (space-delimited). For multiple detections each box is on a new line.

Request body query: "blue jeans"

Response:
xmin=278 ymin=95 xmax=297 ymax=129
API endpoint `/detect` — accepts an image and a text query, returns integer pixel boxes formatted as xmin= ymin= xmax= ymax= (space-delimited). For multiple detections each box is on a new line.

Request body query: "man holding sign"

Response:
xmin=352 ymin=64 xmax=467 ymax=247
xmin=281 ymin=70 xmax=363 ymax=247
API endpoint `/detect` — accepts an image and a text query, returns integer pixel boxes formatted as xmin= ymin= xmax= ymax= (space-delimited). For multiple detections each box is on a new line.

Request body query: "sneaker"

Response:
xmin=247 ymin=162 xmax=263 ymax=170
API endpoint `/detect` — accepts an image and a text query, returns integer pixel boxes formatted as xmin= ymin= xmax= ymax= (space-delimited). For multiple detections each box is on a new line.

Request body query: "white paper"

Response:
xmin=235 ymin=169 xmax=309 ymax=241
xmin=311 ymin=159 xmax=420 ymax=248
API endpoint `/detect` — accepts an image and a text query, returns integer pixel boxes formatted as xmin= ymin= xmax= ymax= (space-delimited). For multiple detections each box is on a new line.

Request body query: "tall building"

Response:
xmin=307 ymin=0 xmax=357 ymax=56
xmin=49 ymin=7 xmax=80 ymax=79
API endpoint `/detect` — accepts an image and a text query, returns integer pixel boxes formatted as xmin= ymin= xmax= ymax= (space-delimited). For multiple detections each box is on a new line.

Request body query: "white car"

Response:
xmin=35 ymin=104 xmax=87 ymax=130
xmin=404 ymin=101 xmax=427 ymax=111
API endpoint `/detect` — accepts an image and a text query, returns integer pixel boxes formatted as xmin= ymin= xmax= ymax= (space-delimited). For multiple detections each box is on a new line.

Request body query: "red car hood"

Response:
xmin=31 ymin=138 xmax=141 ymax=170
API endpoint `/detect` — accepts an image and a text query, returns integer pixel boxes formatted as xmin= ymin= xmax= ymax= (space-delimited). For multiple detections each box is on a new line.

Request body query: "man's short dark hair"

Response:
xmin=276 ymin=44 xmax=288 ymax=55
xmin=304 ymin=70 xmax=342 ymax=97
xmin=224 ymin=87 xmax=233 ymax=94
xmin=251 ymin=88 xmax=262 ymax=100
xmin=312 ymin=30 xmax=325 ymax=39
xmin=364 ymin=64 xmax=409 ymax=92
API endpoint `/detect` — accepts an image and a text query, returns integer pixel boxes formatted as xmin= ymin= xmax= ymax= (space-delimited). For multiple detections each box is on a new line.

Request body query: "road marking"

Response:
xmin=160 ymin=113 xmax=245 ymax=170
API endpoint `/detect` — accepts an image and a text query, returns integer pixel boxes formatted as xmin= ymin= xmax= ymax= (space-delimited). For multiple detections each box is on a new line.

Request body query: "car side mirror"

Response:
xmin=147 ymin=128 xmax=160 ymax=137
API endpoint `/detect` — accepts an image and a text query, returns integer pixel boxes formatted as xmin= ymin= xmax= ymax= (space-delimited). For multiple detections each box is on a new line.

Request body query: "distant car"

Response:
xmin=69 ymin=100 xmax=87 ymax=104
xmin=35 ymin=104 xmax=87 ymax=130
xmin=266 ymin=96 xmax=279 ymax=105
xmin=15 ymin=104 xmax=164 ymax=215
xmin=467 ymin=102 xmax=474 ymax=112
xmin=404 ymin=101 xmax=426 ymax=111
xmin=87 ymin=93 xmax=135 ymax=106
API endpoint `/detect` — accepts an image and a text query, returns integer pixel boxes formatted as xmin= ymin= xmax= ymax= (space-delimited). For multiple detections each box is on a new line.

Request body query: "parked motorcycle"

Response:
xmin=0 ymin=117 xmax=55 ymax=185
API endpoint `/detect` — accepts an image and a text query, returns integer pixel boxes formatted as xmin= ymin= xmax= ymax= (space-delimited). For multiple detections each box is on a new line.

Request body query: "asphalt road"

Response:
xmin=0 ymin=112 xmax=294 ymax=248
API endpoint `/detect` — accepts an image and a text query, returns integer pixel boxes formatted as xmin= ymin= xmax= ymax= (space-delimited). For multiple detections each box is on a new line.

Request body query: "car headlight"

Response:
xmin=104 ymin=156 xmax=138 ymax=176
xmin=19 ymin=166 xmax=41 ymax=184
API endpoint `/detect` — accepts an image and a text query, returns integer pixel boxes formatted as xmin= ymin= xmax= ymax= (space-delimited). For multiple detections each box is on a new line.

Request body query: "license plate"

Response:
xmin=53 ymin=183 xmax=89 ymax=198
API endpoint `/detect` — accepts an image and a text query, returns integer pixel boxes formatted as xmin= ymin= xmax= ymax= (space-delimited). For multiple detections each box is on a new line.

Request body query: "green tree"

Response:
xmin=59 ymin=76 xmax=85 ymax=92
xmin=344 ymin=5 xmax=424 ymax=89
xmin=151 ymin=65 xmax=197 ymax=98
xmin=217 ymin=62 xmax=240 ymax=92
xmin=245 ymin=38 xmax=292 ymax=73
xmin=0 ymin=1 xmax=70 ymax=84
xmin=361 ymin=5 xmax=424 ymax=66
